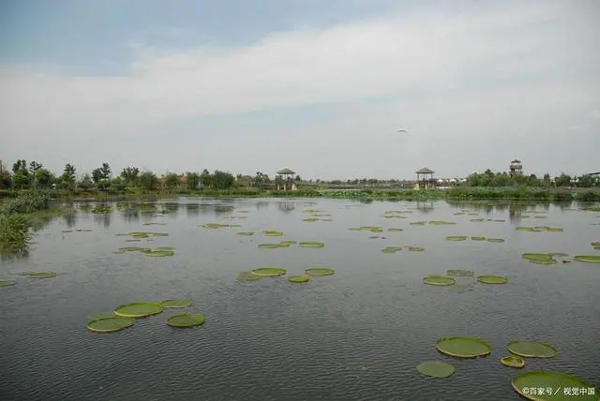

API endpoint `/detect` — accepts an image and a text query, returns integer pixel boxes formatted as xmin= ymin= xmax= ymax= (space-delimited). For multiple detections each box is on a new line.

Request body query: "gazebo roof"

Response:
xmin=416 ymin=167 xmax=434 ymax=174
xmin=277 ymin=168 xmax=296 ymax=175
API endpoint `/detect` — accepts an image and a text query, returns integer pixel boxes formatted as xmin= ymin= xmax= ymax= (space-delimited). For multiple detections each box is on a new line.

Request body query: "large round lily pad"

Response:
xmin=264 ymin=231 xmax=283 ymax=236
xmin=407 ymin=246 xmax=424 ymax=251
xmin=487 ymin=238 xmax=505 ymax=243
xmin=574 ymin=255 xmax=600 ymax=263
xmin=299 ymin=242 xmax=324 ymax=248
xmin=0 ymin=280 xmax=16 ymax=287
xmin=423 ymin=276 xmax=455 ymax=286
xmin=29 ymin=272 xmax=57 ymax=279
xmin=382 ymin=246 xmax=402 ymax=253
xmin=114 ymin=302 xmax=163 ymax=318
xmin=388 ymin=228 xmax=404 ymax=232
xmin=471 ymin=236 xmax=486 ymax=241
xmin=258 ymin=243 xmax=281 ymax=249
xmin=477 ymin=275 xmax=508 ymax=284
xmin=522 ymin=253 xmax=552 ymax=261
xmin=166 ymin=313 xmax=205 ymax=327
xmin=288 ymin=275 xmax=310 ymax=283
xmin=447 ymin=270 xmax=474 ymax=277
xmin=429 ymin=221 xmax=456 ymax=225
xmin=251 ymin=267 xmax=287 ymax=277
xmin=436 ymin=336 xmax=491 ymax=358
xmin=446 ymin=236 xmax=467 ymax=241
xmin=416 ymin=361 xmax=455 ymax=378
xmin=236 ymin=271 xmax=261 ymax=282
xmin=305 ymin=268 xmax=335 ymax=276
xmin=161 ymin=299 xmax=192 ymax=308
xmin=87 ymin=317 xmax=135 ymax=333
xmin=501 ymin=355 xmax=525 ymax=368
xmin=508 ymin=341 xmax=557 ymax=358
xmin=141 ymin=249 xmax=174 ymax=257
xmin=512 ymin=371 xmax=598 ymax=400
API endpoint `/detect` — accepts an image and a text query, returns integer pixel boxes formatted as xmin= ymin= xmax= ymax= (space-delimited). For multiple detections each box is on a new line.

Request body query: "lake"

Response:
xmin=1 ymin=198 xmax=599 ymax=401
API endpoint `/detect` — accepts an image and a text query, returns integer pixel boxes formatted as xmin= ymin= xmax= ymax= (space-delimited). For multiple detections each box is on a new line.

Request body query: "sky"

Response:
xmin=1 ymin=0 xmax=599 ymax=180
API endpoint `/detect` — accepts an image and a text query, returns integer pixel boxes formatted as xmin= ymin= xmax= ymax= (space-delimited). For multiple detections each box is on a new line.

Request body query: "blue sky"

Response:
xmin=1 ymin=0 xmax=599 ymax=180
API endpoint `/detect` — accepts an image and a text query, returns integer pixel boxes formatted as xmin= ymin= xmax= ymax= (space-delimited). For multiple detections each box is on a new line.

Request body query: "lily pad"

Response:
xmin=264 ymin=231 xmax=283 ymax=236
xmin=279 ymin=241 xmax=297 ymax=245
xmin=299 ymin=242 xmax=325 ymax=248
xmin=530 ymin=259 xmax=557 ymax=265
xmin=469 ymin=218 xmax=485 ymax=222
xmin=447 ymin=270 xmax=474 ymax=277
xmin=114 ymin=302 xmax=163 ymax=318
xmin=29 ymin=272 xmax=57 ymax=279
xmin=302 ymin=218 xmax=319 ymax=222
xmin=407 ymin=246 xmax=424 ymax=251
xmin=508 ymin=341 xmax=557 ymax=358
xmin=423 ymin=276 xmax=455 ymax=286
xmin=359 ymin=226 xmax=383 ymax=232
xmin=166 ymin=313 xmax=205 ymax=327
xmin=429 ymin=221 xmax=456 ymax=225
xmin=382 ymin=246 xmax=403 ymax=253
xmin=548 ymin=252 xmax=568 ymax=257
xmin=477 ymin=275 xmax=508 ymax=284
xmin=237 ymin=231 xmax=255 ymax=236
xmin=416 ymin=361 xmax=455 ymax=378
xmin=251 ymin=267 xmax=287 ymax=277
xmin=546 ymin=227 xmax=564 ymax=232
xmin=487 ymin=238 xmax=505 ymax=243
xmin=471 ymin=236 xmax=486 ymax=241
xmin=446 ymin=236 xmax=467 ymax=241
xmin=522 ymin=253 xmax=553 ymax=262
xmin=257 ymin=243 xmax=280 ymax=249
xmin=288 ymin=275 xmax=310 ymax=283
xmin=501 ymin=355 xmax=525 ymax=368
xmin=591 ymin=242 xmax=600 ymax=247
xmin=0 ymin=280 xmax=16 ymax=287
xmin=87 ymin=317 xmax=134 ymax=333
xmin=236 ymin=271 xmax=262 ymax=282
xmin=574 ymin=255 xmax=600 ymax=263
xmin=516 ymin=227 xmax=542 ymax=232
xmin=305 ymin=268 xmax=335 ymax=276
xmin=161 ymin=299 xmax=192 ymax=308
xmin=512 ymin=371 xmax=598 ymax=400
xmin=87 ymin=313 xmax=115 ymax=321
xmin=409 ymin=221 xmax=426 ymax=226
xmin=436 ymin=336 xmax=491 ymax=358
xmin=388 ymin=228 xmax=404 ymax=232
xmin=141 ymin=249 xmax=174 ymax=257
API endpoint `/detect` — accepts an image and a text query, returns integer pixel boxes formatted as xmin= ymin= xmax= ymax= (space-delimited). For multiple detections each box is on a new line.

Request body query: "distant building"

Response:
xmin=509 ymin=159 xmax=523 ymax=178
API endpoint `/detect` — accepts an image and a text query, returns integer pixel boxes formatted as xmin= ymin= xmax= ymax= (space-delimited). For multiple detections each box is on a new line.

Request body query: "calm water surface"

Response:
xmin=1 ymin=198 xmax=599 ymax=401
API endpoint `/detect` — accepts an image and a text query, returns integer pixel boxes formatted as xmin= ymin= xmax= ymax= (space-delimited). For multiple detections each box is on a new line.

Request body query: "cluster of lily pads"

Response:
xmin=422 ymin=269 xmax=507 ymax=288
xmin=87 ymin=299 xmax=204 ymax=332
xmin=1 ymin=271 xmax=58 ymax=288
xmin=258 ymin=240 xmax=325 ymax=249
xmin=381 ymin=246 xmax=425 ymax=253
xmin=114 ymin=246 xmax=175 ymax=257
xmin=236 ymin=267 xmax=335 ymax=284
xmin=516 ymin=226 xmax=564 ymax=232
xmin=202 ymin=223 xmax=241 ymax=229
xmin=445 ymin=235 xmax=505 ymax=243
xmin=523 ymin=252 xmax=600 ymax=264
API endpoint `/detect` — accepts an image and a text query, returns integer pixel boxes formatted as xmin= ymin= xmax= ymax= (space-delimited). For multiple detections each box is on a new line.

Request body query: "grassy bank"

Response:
xmin=0 ymin=191 xmax=52 ymax=254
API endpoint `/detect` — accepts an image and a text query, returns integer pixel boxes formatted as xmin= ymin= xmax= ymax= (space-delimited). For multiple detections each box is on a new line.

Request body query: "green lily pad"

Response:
xmin=574 ymin=255 xmax=600 ymax=263
xmin=125 ymin=239 xmax=141 ymax=242
xmin=288 ymin=275 xmax=310 ymax=283
xmin=591 ymin=242 xmax=600 ymax=247
xmin=167 ymin=313 xmax=205 ymax=327
xmin=279 ymin=240 xmax=297 ymax=245
xmin=359 ymin=226 xmax=383 ymax=232
xmin=454 ymin=212 xmax=465 ymax=215
xmin=494 ymin=219 xmax=506 ymax=222
xmin=236 ymin=230 xmax=255 ymax=235
xmin=512 ymin=371 xmax=598 ymax=400
xmin=546 ymin=227 xmax=564 ymax=232
xmin=87 ymin=313 xmax=115 ymax=321
xmin=161 ymin=299 xmax=192 ymax=308
xmin=447 ymin=270 xmax=474 ymax=277
xmin=416 ymin=361 xmax=455 ymax=378
xmin=299 ymin=242 xmax=324 ymax=248
xmin=469 ymin=218 xmax=485 ymax=222
xmin=487 ymin=238 xmax=505 ymax=243
xmin=0 ymin=280 xmax=16 ymax=287
xmin=548 ymin=252 xmax=568 ymax=257
xmin=302 ymin=218 xmax=319 ymax=222
xmin=258 ymin=243 xmax=281 ymax=249
xmin=501 ymin=355 xmax=525 ymax=368
xmin=276 ymin=242 xmax=292 ymax=248
xmin=423 ymin=276 xmax=455 ymax=286
xmin=409 ymin=221 xmax=426 ymax=226
xmin=29 ymin=272 xmax=57 ymax=279
xmin=382 ymin=246 xmax=403 ymax=253
xmin=155 ymin=246 xmax=176 ymax=251
xmin=530 ymin=259 xmax=558 ymax=265
xmin=471 ymin=236 xmax=486 ymax=241
xmin=522 ymin=253 xmax=553 ymax=262
xmin=517 ymin=227 xmax=542 ymax=232
xmin=305 ymin=268 xmax=335 ymax=276
xmin=141 ymin=249 xmax=174 ymax=257
xmin=436 ymin=336 xmax=491 ymax=358
xmin=114 ymin=302 xmax=163 ymax=318
xmin=508 ymin=341 xmax=557 ymax=358
xmin=251 ymin=267 xmax=287 ymax=277
xmin=429 ymin=221 xmax=456 ymax=225
xmin=534 ymin=215 xmax=547 ymax=219
xmin=407 ymin=246 xmax=424 ymax=251
xmin=203 ymin=223 xmax=227 ymax=229
xmin=388 ymin=228 xmax=403 ymax=232
xmin=446 ymin=236 xmax=467 ymax=241
xmin=264 ymin=231 xmax=284 ymax=236
xmin=236 ymin=271 xmax=261 ymax=282
xmin=477 ymin=275 xmax=508 ymax=284
xmin=87 ymin=317 xmax=134 ymax=333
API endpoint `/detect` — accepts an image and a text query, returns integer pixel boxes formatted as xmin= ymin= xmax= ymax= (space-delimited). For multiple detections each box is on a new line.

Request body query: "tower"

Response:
xmin=509 ymin=159 xmax=523 ymax=178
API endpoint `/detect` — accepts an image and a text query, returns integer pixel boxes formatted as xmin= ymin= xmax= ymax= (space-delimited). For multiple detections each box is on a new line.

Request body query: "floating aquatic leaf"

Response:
xmin=548 ymin=252 xmax=568 ymax=257
xmin=487 ymin=238 xmax=505 ymax=243
xmin=546 ymin=227 xmax=564 ymax=232
xmin=471 ymin=236 xmax=486 ymax=241
xmin=447 ymin=270 xmax=474 ymax=277
xmin=87 ymin=317 xmax=134 ymax=333
xmin=469 ymin=218 xmax=485 ymax=222
xmin=299 ymin=242 xmax=325 ymax=248
xmin=423 ymin=276 xmax=455 ymax=286
xmin=125 ymin=239 xmax=141 ymax=242
xmin=477 ymin=275 xmax=508 ymax=284
xmin=359 ymin=226 xmax=383 ymax=232
xmin=288 ymin=275 xmax=310 ymax=283
xmin=202 ymin=223 xmax=225 ymax=229
xmin=0 ymin=280 xmax=16 ymax=287
xmin=407 ymin=246 xmax=424 ymax=251
xmin=251 ymin=267 xmax=287 ymax=277
xmin=167 ymin=313 xmax=205 ymax=327
xmin=87 ymin=313 xmax=115 ymax=321
xmin=279 ymin=241 xmax=297 ymax=245
xmin=236 ymin=271 xmax=262 ymax=282
xmin=591 ymin=242 xmax=600 ymax=247
xmin=305 ymin=267 xmax=335 ymax=276
xmin=467 ymin=213 xmax=478 ymax=216
xmin=276 ymin=242 xmax=292 ymax=248
xmin=454 ymin=212 xmax=465 ymax=215
xmin=494 ymin=219 xmax=506 ymax=222
xmin=522 ymin=253 xmax=553 ymax=262
xmin=161 ymin=300 xmax=192 ymax=308
xmin=574 ymin=255 xmax=600 ymax=263
xmin=416 ymin=361 xmax=455 ymax=378
xmin=237 ymin=231 xmax=255 ymax=236
xmin=501 ymin=355 xmax=525 ymax=368
xmin=114 ymin=302 xmax=163 ymax=318
xmin=264 ymin=230 xmax=284 ymax=236
xmin=382 ymin=246 xmax=402 ymax=253
xmin=388 ymin=228 xmax=403 ymax=232
xmin=436 ymin=336 xmax=491 ymax=358
xmin=258 ymin=243 xmax=281 ymax=249
xmin=516 ymin=227 xmax=542 ymax=232
xmin=512 ymin=371 xmax=598 ymax=400
xmin=29 ymin=272 xmax=57 ymax=279
xmin=409 ymin=221 xmax=426 ymax=226
xmin=302 ymin=218 xmax=319 ymax=222
xmin=141 ymin=249 xmax=174 ymax=257
xmin=155 ymin=246 xmax=176 ymax=251
xmin=429 ymin=221 xmax=456 ymax=225
xmin=369 ymin=235 xmax=379 ymax=239
xmin=508 ymin=341 xmax=557 ymax=358
xmin=534 ymin=215 xmax=547 ymax=219
xmin=446 ymin=236 xmax=467 ymax=241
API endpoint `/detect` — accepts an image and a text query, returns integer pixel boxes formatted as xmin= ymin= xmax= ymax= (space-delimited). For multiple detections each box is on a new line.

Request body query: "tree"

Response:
xmin=35 ymin=169 xmax=54 ymax=188
xmin=61 ymin=163 xmax=77 ymax=185
xmin=185 ymin=172 xmax=200 ymax=190
xmin=200 ymin=169 xmax=213 ymax=188
xmin=78 ymin=174 xmax=94 ymax=190
xmin=29 ymin=161 xmax=43 ymax=175
xmin=111 ymin=176 xmax=126 ymax=191
xmin=542 ymin=173 xmax=552 ymax=187
xmin=295 ymin=175 xmax=302 ymax=182
xmin=12 ymin=160 xmax=27 ymax=174
xmin=555 ymin=173 xmax=571 ymax=187
xmin=120 ymin=167 xmax=140 ymax=186
xmin=577 ymin=174 xmax=594 ymax=188
xmin=212 ymin=170 xmax=235 ymax=189
xmin=0 ymin=170 xmax=11 ymax=189
xmin=91 ymin=168 xmax=104 ymax=184
xmin=11 ymin=160 xmax=30 ymax=189
xmin=139 ymin=171 xmax=157 ymax=191
xmin=164 ymin=173 xmax=179 ymax=189
xmin=100 ymin=163 xmax=111 ymax=179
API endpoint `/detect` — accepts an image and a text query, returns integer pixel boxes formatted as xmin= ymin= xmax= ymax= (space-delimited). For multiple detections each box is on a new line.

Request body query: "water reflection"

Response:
xmin=93 ymin=213 xmax=111 ymax=228
xmin=185 ymin=203 xmax=202 ymax=217
xmin=62 ymin=211 xmax=77 ymax=228
xmin=415 ymin=200 xmax=434 ymax=212
xmin=277 ymin=202 xmax=296 ymax=213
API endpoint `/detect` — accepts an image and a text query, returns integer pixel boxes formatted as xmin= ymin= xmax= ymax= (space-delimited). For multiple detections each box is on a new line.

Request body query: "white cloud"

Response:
xmin=0 ymin=1 xmax=598 ymax=178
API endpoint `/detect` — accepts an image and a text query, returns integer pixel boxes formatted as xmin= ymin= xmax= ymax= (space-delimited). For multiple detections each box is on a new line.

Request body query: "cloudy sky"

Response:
xmin=1 ymin=0 xmax=599 ymax=180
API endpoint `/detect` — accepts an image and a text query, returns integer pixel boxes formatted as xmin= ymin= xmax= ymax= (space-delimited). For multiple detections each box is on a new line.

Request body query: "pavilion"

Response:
xmin=414 ymin=167 xmax=436 ymax=190
xmin=276 ymin=168 xmax=297 ymax=191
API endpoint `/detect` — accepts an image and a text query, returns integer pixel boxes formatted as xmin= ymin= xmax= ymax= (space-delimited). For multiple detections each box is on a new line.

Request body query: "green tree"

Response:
xmin=212 ymin=170 xmax=235 ymax=189
xmin=555 ymin=173 xmax=571 ymax=187
xmin=577 ymin=175 xmax=594 ymax=188
xmin=100 ymin=163 xmax=111 ymax=179
xmin=78 ymin=174 xmax=94 ymax=190
xmin=200 ymin=169 xmax=213 ymax=188
xmin=91 ymin=168 xmax=104 ymax=184
xmin=0 ymin=170 xmax=11 ymax=189
xmin=185 ymin=172 xmax=200 ymax=190
xmin=11 ymin=160 xmax=30 ymax=189
xmin=61 ymin=163 xmax=77 ymax=185
xmin=111 ymin=176 xmax=126 ymax=191
xmin=35 ymin=169 xmax=54 ymax=188
xmin=164 ymin=173 xmax=179 ymax=189
xmin=29 ymin=161 xmax=42 ymax=175
xmin=12 ymin=160 xmax=27 ymax=174
xmin=542 ymin=173 xmax=552 ymax=187
xmin=139 ymin=171 xmax=157 ymax=191
xmin=120 ymin=167 xmax=140 ymax=186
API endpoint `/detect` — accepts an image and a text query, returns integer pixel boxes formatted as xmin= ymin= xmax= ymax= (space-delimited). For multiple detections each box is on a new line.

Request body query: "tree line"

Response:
xmin=464 ymin=169 xmax=599 ymax=188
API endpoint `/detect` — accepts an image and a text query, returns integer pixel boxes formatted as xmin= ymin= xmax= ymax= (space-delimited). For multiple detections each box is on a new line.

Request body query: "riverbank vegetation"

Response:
xmin=0 ymin=191 xmax=52 ymax=254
